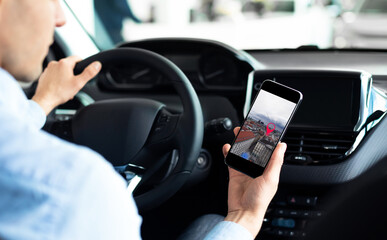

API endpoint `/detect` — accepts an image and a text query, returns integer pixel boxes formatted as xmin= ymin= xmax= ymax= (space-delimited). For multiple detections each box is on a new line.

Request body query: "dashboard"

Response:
xmin=111 ymin=38 xmax=259 ymax=91
xmin=47 ymin=37 xmax=387 ymax=239
xmin=51 ymin=38 xmax=387 ymax=184
xmin=81 ymin=39 xmax=387 ymax=171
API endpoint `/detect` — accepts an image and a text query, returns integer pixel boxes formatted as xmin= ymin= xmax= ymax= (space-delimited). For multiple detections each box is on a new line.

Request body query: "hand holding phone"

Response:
xmin=222 ymin=128 xmax=287 ymax=237
xmin=225 ymin=80 xmax=302 ymax=178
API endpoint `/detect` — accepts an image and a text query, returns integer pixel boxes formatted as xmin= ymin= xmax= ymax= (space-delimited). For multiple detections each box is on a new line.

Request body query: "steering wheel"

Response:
xmin=72 ymin=48 xmax=203 ymax=211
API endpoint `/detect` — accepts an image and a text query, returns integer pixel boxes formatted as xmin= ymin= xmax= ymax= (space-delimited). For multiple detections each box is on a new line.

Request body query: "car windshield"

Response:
xmin=64 ymin=0 xmax=387 ymax=50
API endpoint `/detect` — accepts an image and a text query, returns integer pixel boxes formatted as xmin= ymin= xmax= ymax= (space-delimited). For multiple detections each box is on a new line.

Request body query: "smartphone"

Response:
xmin=225 ymin=80 xmax=302 ymax=178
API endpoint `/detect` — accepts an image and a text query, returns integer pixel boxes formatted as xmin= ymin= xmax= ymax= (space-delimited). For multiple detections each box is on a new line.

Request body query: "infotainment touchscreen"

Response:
xmin=277 ymin=78 xmax=358 ymax=128
xmin=252 ymin=71 xmax=363 ymax=130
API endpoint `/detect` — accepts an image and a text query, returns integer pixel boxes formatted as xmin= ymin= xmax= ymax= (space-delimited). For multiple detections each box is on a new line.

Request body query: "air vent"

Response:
xmin=282 ymin=130 xmax=357 ymax=165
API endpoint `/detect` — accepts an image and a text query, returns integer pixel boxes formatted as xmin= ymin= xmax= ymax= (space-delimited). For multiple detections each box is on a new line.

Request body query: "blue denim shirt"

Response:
xmin=0 ymin=68 xmax=252 ymax=240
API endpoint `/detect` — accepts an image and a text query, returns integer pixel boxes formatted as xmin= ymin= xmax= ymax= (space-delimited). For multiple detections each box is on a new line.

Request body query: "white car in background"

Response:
xmin=334 ymin=0 xmax=387 ymax=48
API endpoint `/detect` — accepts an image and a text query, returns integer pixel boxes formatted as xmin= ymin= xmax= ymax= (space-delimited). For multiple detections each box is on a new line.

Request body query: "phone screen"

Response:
xmin=230 ymin=89 xmax=297 ymax=168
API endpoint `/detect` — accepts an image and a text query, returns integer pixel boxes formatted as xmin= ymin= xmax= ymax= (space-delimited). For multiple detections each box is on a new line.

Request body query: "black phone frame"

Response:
xmin=225 ymin=80 xmax=303 ymax=178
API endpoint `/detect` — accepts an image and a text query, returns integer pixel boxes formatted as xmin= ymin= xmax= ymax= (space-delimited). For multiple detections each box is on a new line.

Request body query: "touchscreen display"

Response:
xmin=278 ymin=78 xmax=356 ymax=128
xmin=230 ymin=90 xmax=296 ymax=167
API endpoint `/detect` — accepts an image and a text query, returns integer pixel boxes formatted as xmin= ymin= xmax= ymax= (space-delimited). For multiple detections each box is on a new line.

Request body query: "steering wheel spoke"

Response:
xmin=114 ymin=164 xmax=146 ymax=193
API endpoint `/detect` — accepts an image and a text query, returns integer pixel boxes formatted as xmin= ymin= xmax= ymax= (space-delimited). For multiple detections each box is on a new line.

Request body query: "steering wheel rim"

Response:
xmin=72 ymin=48 xmax=203 ymax=211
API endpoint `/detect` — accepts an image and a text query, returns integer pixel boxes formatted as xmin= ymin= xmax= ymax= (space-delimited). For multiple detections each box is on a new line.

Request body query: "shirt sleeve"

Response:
xmin=0 ymin=107 xmax=142 ymax=240
xmin=58 ymin=153 xmax=143 ymax=240
xmin=27 ymin=100 xmax=46 ymax=129
xmin=204 ymin=221 xmax=254 ymax=240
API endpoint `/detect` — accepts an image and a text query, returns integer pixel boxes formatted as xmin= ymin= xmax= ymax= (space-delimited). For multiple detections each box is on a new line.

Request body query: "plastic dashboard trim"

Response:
xmin=281 ymin=112 xmax=387 ymax=185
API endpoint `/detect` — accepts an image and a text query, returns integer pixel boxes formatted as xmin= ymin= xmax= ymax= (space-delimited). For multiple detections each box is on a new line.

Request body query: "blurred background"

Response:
xmin=67 ymin=0 xmax=387 ymax=50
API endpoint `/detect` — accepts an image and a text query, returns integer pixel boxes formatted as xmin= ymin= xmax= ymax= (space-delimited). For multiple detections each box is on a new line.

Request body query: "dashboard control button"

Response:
xmin=275 ymin=208 xmax=288 ymax=216
xmin=271 ymin=218 xmax=296 ymax=228
xmin=287 ymin=196 xmax=318 ymax=206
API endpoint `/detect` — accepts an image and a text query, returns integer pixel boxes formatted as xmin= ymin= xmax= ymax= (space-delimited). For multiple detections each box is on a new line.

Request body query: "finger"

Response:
xmin=63 ymin=55 xmax=83 ymax=68
xmin=262 ymin=142 xmax=286 ymax=180
xmin=233 ymin=127 xmax=240 ymax=136
xmin=66 ymin=55 xmax=83 ymax=62
xmin=221 ymin=127 xmax=239 ymax=158
xmin=75 ymin=61 xmax=102 ymax=84
xmin=228 ymin=166 xmax=244 ymax=178
xmin=222 ymin=144 xmax=231 ymax=158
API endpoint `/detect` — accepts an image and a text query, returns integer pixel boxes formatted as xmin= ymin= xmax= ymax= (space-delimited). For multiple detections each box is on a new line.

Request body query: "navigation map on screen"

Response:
xmin=230 ymin=90 xmax=296 ymax=167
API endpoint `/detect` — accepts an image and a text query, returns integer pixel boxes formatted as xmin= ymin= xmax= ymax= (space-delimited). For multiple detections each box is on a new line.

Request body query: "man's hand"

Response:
xmin=223 ymin=127 xmax=286 ymax=237
xmin=32 ymin=56 xmax=101 ymax=115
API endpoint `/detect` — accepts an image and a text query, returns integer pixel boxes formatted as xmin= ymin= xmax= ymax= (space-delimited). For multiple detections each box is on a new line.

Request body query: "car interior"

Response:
xmin=23 ymin=0 xmax=387 ymax=239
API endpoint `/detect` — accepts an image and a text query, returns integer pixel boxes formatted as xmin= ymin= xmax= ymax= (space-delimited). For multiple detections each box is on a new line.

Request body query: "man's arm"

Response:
xmin=32 ymin=56 xmax=101 ymax=115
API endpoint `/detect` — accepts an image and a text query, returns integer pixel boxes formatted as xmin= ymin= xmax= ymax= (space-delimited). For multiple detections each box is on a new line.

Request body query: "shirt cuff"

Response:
xmin=28 ymin=100 xmax=47 ymax=129
xmin=204 ymin=221 xmax=254 ymax=240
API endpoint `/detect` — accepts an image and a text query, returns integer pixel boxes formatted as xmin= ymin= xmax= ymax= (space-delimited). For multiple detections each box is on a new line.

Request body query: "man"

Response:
xmin=0 ymin=0 xmax=286 ymax=239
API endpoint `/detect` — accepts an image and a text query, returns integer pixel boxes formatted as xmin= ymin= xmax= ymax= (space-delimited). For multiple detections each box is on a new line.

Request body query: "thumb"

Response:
xmin=263 ymin=142 xmax=286 ymax=180
xmin=75 ymin=61 xmax=102 ymax=84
